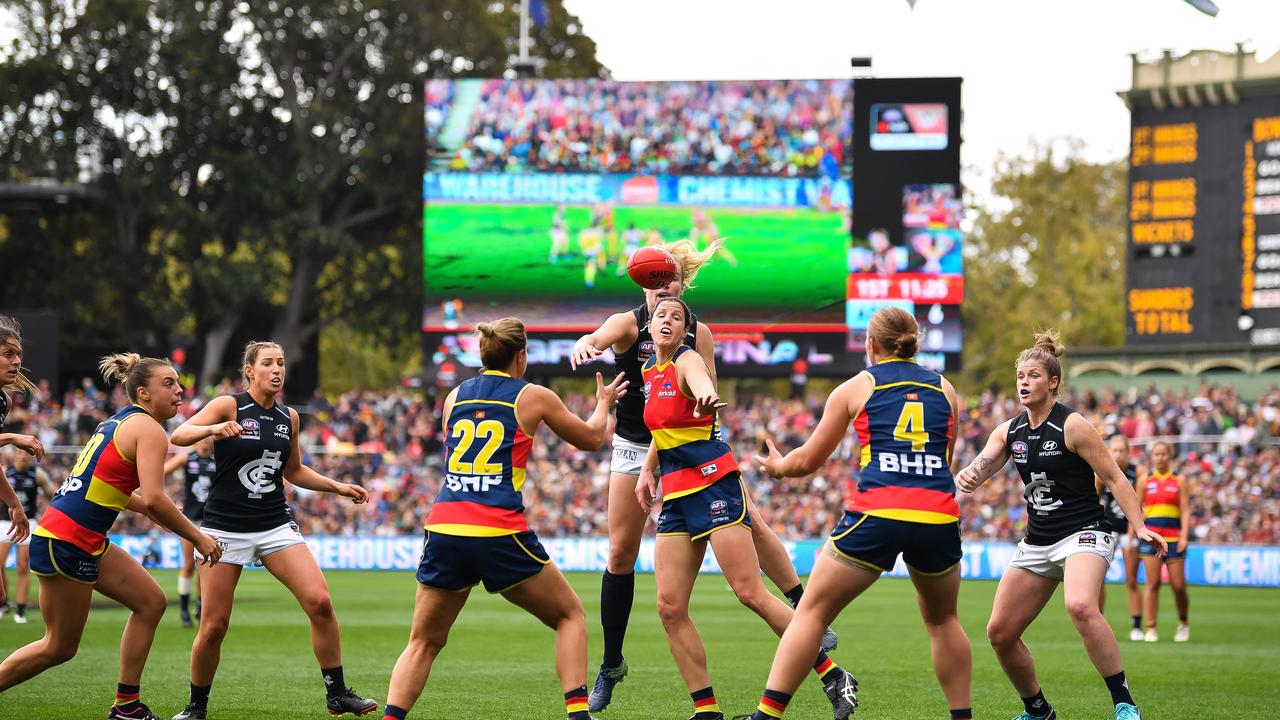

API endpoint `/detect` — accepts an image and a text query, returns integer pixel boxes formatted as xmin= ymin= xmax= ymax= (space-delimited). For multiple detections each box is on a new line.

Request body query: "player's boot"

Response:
xmin=1143 ymin=628 xmax=1158 ymax=642
xmin=1011 ymin=711 xmax=1057 ymax=720
xmin=1128 ymin=627 xmax=1143 ymax=641
xmin=1174 ymin=622 xmax=1190 ymax=642
xmin=688 ymin=713 xmax=725 ymax=720
xmin=326 ymin=687 xmax=377 ymax=717
xmin=13 ymin=611 xmax=27 ymax=624
xmin=820 ymin=625 xmax=839 ymax=652
xmin=171 ymin=702 xmax=206 ymax=720
xmin=107 ymin=702 xmax=165 ymax=720
xmin=1114 ymin=703 xmax=1142 ymax=720
xmin=180 ymin=609 xmax=193 ymax=629
xmin=821 ymin=666 xmax=858 ymax=720
xmin=587 ymin=659 xmax=629 ymax=712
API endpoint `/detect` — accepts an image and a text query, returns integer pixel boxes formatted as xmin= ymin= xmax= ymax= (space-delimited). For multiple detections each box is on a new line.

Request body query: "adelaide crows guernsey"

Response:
xmin=426 ymin=371 xmax=533 ymax=536
xmin=614 ymin=303 xmax=699 ymax=444
xmin=849 ymin=359 xmax=959 ymax=524
xmin=4 ymin=465 xmax=41 ymax=517
xmin=204 ymin=392 xmax=293 ymax=532
xmin=1142 ymin=471 xmax=1184 ymax=543
xmin=1007 ymin=403 xmax=1108 ymax=544
xmin=642 ymin=346 xmax=737 ymax=501
xmin=34 ymin=404 xmax=148 ymax=553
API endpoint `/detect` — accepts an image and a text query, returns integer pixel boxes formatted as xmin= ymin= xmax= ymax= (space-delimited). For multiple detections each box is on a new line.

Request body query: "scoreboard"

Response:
xmin=1127 ymin=94 xmax=1280 ymax=346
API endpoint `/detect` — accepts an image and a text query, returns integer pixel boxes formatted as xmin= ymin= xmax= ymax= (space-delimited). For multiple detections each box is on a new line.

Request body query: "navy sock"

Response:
xmin=1105 ymin=670 xmax=1135 ymax=707
xmin=190 ymin=683 xmax=211 ymax=707
xmin=565 ymin=685 xmax=590 ymax=720
xmin=383 ymin=704 xmax=409 ymax=720
xmin=115 ymin=683 xmax=141 ymax=708
xmin=783 ymin=583 xmax=804 ymax=608
xmin=600 ymin=570 xmax=634 ymax=668
xmin=180 ymin=593 xmax=190 ymax=614
xmin=15 ymin=603 xmax=25 ymax=616
xmin=950 ymin=709 xmax=972 ymax=719
xmin=322 ymin=666 xmax=345 ymax=698
xmin=1021 ymin=689 xmax=1052 ymax=717
xmin=1131 ymin=614 xmax=1142 ymax=630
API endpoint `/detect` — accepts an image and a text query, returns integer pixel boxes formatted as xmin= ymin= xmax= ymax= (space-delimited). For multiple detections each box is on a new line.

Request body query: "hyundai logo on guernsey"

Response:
xmin=1040 ymin=440 xmax=1061 ymax=457
xmin=275 ymin=423 xmax=291 ymax=439
xmin=241 ymin=418 xmax=261 ymax=439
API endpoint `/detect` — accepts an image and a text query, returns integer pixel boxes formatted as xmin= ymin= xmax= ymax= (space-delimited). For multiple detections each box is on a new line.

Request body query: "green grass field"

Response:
xmin=1 ymin=571 xmax=1277 ymax=719
xmin=424 ymin=204 xmax=848 ymax=325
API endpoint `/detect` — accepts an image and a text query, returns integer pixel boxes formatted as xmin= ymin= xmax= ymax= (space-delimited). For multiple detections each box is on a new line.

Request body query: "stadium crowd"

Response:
xmin=3 ymin=377 xmax=1279 ymax=545
xmin=426 ymin=78 xmax=850 ymax=177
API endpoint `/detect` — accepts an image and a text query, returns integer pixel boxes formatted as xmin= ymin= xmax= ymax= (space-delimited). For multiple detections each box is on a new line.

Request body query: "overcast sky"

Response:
xmin=564 ymin=0 xmax=1280 ymax=198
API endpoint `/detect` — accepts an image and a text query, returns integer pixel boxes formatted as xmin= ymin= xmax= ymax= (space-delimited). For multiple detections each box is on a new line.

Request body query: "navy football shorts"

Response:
xmin=826 ymin=510 xmax=962 ymax=575
xmin=416 ymin=530 xmax=551 ymax=593
xmin=657 ymin=472 xmax=753 ymax=540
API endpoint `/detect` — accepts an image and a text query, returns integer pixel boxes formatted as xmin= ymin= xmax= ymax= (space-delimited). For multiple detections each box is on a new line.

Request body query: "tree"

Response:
xmin=0 ymin=0 xmax=606 ymax=391
xmin=961 ymin=141 xmax=1127 ymax=394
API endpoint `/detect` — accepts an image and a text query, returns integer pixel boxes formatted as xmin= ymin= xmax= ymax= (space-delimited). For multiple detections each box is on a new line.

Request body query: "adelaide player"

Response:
xmin=636 ymin=298 xmax=857 ymax=720
xmin=570 ymin=241 xmax=834 ymax=712
xmin=382 ymin=318 xmax=627 ymax=720
xmin=0 ymin=353 xmax=222 ymax=720
xmin=957 ymin=332 xmax=1167 ymax=720
xmin=745 ymin=307 xmax=971 ymax=720
xmin=1137 ymin=441 xmax=1191 ymax=643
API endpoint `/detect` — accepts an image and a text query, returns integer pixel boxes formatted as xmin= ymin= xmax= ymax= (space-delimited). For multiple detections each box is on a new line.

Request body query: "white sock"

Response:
xmin=178 ymin=575 xmax=193 ymax=596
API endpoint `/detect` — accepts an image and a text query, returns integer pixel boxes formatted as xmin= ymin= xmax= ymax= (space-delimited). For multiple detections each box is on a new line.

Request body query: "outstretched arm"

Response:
xmin=1065 ymin=413 xmax=1166 ymax=557
xmin=956 ymin=419 xmax=1013 ymax=493
xmin=282 ymin=407 xmax=369 ymax=503
xmin=757 ymin=374 xmax=867 ymax=479
xmin=570 ymin=312 xmax=638 ymax=369
xmin=521 ymin=373 xmax=627 ymax=451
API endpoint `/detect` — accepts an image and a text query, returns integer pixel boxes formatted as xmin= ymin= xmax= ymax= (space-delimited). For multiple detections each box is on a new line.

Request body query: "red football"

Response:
xmin=627 ymin=246 xmax=680 ymax=289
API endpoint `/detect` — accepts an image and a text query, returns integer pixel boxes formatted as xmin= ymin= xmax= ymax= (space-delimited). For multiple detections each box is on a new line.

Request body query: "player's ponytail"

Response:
xmin=100 ymin=352 xmax=171 ymax=402
xmin=476 ymin=317 xmax=527 ymax=370
xmin=0 ymin=315 xmax=38 ymax=396
xmin=664 ymin=237 xmax=725 ymax=290
xmin=866 ymin=307 xmax=920 ymax=360
xmin=1015 ymin=329 xmax=1065 ymax=397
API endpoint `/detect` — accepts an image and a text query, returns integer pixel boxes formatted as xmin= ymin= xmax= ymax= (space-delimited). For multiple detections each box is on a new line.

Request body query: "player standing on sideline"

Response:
xmin=0 ymin=315 xmax=46 ymax=609
xmin=0 ymin=353 xmax=223 ymax=720
xmin=957 ymin=331 xmax=1167 ymax=720
xmin=1095 ymin=434 xmax=1146 ymax=640
xmin=162 ymin=437 xmax=216 ymax=628
xmin=570 ymin=240 xmax=835 ymax=713
xmin=636 ymin=298 xmax=857 ymax=720
xmin=382 ymin=318 xmax=628 ymax=720
xmin=549 ymin=203 xmax=570 ymax=263
xmin=744 ymin=307 xmax=971 ymax=720
xmin=1138 ymin=441 xmax=1191 ymax=643
xmin=169 ymin=341 xmax=377 ymax=720
xmin=0 ymin=450 xmax=56 ymax=623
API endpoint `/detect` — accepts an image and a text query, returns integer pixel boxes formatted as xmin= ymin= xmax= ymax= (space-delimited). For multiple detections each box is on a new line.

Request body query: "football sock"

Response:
xmin=1105 ymin=670 xmax=1135 ymax=707
xmin=1021 ymin=689 xmax=1052 ymax=718
xmin=600 ymin=570 xmax=635 ymax=668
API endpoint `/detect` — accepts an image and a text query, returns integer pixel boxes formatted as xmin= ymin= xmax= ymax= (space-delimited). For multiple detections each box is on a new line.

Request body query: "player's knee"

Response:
xmin=199 ymin=616 xmax=231 ymax=644
xmin=986 ymin=620 xmax=1017 ymax=650
xmin=43 ymin=640 xmax=78 ymax=666
xmin=606 ymin=541 xmax=640 ymax=573
xmin=729 ymin=582 xmax=772 ymax=615
xmin=136 ymin=588 xmax=168 ymax=623
xmin=1064 ymin=597 xmax=1099 ymax=624
xmin=302 ymin=594 xmax=336 ymax=622
xmin=656 ymin=596 xmax=688 ymax=628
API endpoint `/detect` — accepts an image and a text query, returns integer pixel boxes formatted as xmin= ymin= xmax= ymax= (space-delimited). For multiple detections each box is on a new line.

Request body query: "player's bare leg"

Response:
xmin=0 ymin=575 xmax=92 ymax=691
xmin=385 ymin=584 xmax=470 ymax=712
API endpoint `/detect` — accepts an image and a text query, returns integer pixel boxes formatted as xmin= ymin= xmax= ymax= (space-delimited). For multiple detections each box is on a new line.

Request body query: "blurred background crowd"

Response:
xmin=5 ymin=378 xmax=1278 ymax=546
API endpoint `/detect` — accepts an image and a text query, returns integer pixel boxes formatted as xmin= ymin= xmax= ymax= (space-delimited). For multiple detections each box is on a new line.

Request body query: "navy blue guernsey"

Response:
xmin=204 ymin=392 xmax=294 ymax=532
xmin=1007 ymin=403 xmax=1109 ymax=544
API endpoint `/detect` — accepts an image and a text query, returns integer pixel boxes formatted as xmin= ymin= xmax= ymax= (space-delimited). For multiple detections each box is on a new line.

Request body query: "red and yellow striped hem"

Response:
xmin=757 ymin=697 xmax=786 ymax=718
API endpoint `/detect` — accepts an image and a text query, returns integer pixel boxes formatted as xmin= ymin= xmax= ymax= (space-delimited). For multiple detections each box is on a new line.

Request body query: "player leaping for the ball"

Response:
xmin=570 ymin=239 xmax=837 ymax=713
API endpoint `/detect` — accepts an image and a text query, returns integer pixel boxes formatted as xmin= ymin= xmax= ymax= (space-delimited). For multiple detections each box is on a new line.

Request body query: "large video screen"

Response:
xmin=424 ymin=78 xmax=852 ymax=332
xmin=1126 ymin=94 xmax=1280 ymax=346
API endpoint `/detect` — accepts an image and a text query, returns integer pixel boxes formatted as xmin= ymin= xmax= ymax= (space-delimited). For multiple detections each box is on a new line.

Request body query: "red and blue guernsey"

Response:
xmin=34 ymin=404 xmax=150 ymax=553
xmin=849 ymin=359 xmax=959 ymax=524
xmin=426 ymin=371 xmax=534 ymax=537
xmin=1142 ymin=471 xmax=1184 ymax=543
xmin=642 ymin=346 xmax=738 ymax=500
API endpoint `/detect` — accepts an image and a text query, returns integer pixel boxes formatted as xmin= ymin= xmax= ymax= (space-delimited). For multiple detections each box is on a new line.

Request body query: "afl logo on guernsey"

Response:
xmin=241 ymin=418 xmax=261 ymax=439
xmin=238 ymin=449 xmax=283 ymax=498
xmin=639 ymin=340 xmax=655 ymax=358
xmin=1011 ymin=441 xmax=1029 ymax=463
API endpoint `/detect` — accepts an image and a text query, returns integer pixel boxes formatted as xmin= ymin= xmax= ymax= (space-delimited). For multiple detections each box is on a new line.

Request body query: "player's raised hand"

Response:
xmin=10 ymin=434 xmax=43 ymax=460
xmin=692 ymin=391 xmax=726 ymax=419
xmin=6 ymin=506 xmax=29 ymax=543
xmin=211 ymin=421 xmax=243 ymax=440
xmin=1135 ymin=527 xmax=1168 ymax=558
xmin=754 ymin=437 xmax=785 ymax=479
xmin=341 ymin=483 xmax=370 ymax=504
xmin=596 ymin=371 xmax=628 ymax=406
xmin=571 ymin=338 xmax=602 ymax=370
